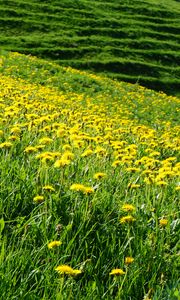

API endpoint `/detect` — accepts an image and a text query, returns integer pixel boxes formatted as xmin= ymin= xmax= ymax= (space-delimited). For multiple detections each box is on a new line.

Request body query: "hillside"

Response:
xmin=0 ymin=52 xmax=180 ymax=299
xmin=0 ymin=0 xmax=180 ymax=95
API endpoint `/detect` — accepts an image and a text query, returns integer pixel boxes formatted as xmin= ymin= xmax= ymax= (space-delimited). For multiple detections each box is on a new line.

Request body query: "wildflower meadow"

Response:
xmin=0 ymin=52 xmax=179 ymax=299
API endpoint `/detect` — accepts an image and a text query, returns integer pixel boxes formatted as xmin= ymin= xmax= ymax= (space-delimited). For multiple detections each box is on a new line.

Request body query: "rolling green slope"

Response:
xmin=0 ymin=1 xmax=179 ymax=90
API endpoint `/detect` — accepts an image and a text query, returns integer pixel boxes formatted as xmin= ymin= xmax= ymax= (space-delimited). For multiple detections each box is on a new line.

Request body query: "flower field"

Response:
xmin=0 ymin=52 xmax=180 ymax=299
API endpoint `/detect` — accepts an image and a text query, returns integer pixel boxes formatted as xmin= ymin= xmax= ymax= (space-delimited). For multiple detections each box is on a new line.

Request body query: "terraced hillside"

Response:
xmin=0 ymin=0 xmax=180 ymax=95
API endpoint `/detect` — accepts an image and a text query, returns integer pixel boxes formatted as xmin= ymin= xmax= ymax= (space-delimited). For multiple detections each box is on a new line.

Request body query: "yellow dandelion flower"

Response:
xmin=94 ymin=146 xmax=107 ymax=156
xmin=70 ymin=184 xmax=85 ymax=192
xmin=41 ymin=155 xmax=54 ymax=163
xmin=54 ymin=158 xmax=70 ymax=167
xmin=39 ymin=125 xmax=51 ymax=133
xmin=51 ymin=152 xmax=61 ymax=158
xmin=35 ymin=144 xmax=46 ymax=150
xmin=115 ymin=153 xmax=124 ymax=160
xmin=8 ymin=135 xmax=20 ymax=141
xmin=109 ymin=268 xmax=125 ymax=276
xmin=155 ymin=174 xmax=166 ymax=182
xmin=0 ymin=142 xmax=13 ymax=149
xmin=121 ymin=155 xmax=133 ymax=163
xmin=48 ymin=240 xmax=62 ymax=249
xmin=159 ymin=219 xmax=168 ymax=227
xmin=55 ymin=265 xmax=82 ymax=276
xmin=10 ymin=127 xmax=21 ymax=135
xmin=43 ymin=185 xmax=55 ymax=192
xmin=93 ymin=172 xmax=107 ymax=179
xmin=128 ymin=183 xmax=141 ymax=189
xmin=175 ymin=186 xmax=180 ymax=191
xmin=112 ymin=160 xmax=122 ymax=167
xmin=62 ymin=144 xmax=72 ymax=151
xmin=81 ymin=149 xmax=93 ymax=157
xmin=126 ymin=167 xmax=141 ymax=173
xmin=73 ymin=140 xmax=84 ymax=148
xmin=33 ymin=195 xmax=44 ymax=203
xmin=125 ymin=257 xmax=134 ymax=265
xmin=122 ymin=204 xmax=135 ymax=212
xmin=144 ymin=177 xmax=154 ymax=185
xmin=71 ymin=269 xmax=82 ymax=275
xmin=62 ymin=151 xmax=74 ymax=160
xmin=57 ymin=128 xmax=66 ymax=137
xmin=39 ymin=137 xmax=53 ymax=145
xmin=165 ymin=157 xmax=176 ymax=162
xmin=149 ymin=151 xmax=160 ymax=157
xmin=142 ymin=170 xmax=153 ymax=175
xmin=55 ymin=265 xmax=74 ymax=274
xmin=156 ymin=181 xmax=168 ymax=186
xmin=35 ymin=151 xmax=53 ymax=162
xmin=163 ymin=170 xmax=175 ymax=177
xmin=36 ymin=152 xmax=53 ymax=160
xmin=70 ymin=184 xmax=94 ymax=194
xmin=24 ymin=146 xmax=37 ymax=153
xmin=120 ymin=215 xmax=136 ymax=224
xmin=82 ymin=186 xmax=94 ymax=194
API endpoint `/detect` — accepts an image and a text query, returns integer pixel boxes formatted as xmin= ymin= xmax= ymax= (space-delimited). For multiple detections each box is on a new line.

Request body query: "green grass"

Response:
xmin=0 ymin=0 xmax=179 ymax=95
xmin=0 ymin=51 xmax=179 ymax=299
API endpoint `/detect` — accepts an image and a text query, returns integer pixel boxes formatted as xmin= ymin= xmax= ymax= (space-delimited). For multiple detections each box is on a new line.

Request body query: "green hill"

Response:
xmin=0 ymin=52 xmax=179 ymax=299
xmin=0 ymin=0 xmax=179 ymax=95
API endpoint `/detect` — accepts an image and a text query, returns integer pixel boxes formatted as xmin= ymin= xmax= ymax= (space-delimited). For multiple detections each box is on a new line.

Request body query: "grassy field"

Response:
xmin=0 ymin=0 xmax=180 ymax=95
xmin=0 ymin=51 xmax=179 ymax=299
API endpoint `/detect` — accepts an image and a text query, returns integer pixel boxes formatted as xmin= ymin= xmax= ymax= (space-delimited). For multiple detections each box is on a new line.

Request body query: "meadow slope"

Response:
xmin=0 ymin=52 xmax=180 ymax=299
xmin=0 ymin=0 xmax=180 ymax=95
